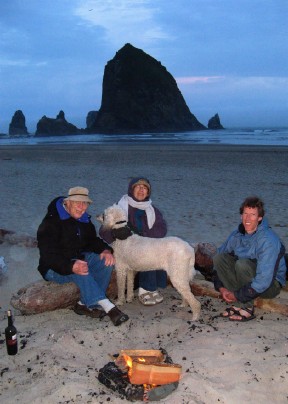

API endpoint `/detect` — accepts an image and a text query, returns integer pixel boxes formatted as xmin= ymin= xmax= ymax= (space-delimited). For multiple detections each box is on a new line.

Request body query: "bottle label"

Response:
xmin=7 ymin=335 xmax=17 ymax=345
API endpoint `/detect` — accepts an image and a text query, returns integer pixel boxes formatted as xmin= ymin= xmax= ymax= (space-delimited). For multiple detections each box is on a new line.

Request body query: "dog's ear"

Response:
xmin=96 ymin=213 xmax=104 ymax=223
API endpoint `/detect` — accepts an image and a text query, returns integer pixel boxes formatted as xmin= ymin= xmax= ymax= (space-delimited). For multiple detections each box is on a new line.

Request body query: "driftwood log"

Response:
xmin=0 ymin=228 xmax=38 ymax=247
xmin=10 ymin=281 xmax=81 ymax=315
xmin=3 ymin=229 xmax=287 ymax=317
xmin=10 ymin=273 xmax=119 ymax=315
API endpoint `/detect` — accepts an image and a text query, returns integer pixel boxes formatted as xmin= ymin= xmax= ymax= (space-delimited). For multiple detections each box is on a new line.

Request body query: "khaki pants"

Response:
xmin=213 ymin=253 xmax=281 ymax=304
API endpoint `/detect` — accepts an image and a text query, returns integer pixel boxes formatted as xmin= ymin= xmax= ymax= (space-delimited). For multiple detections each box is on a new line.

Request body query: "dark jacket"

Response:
xmin=99 ymin=204 xmax=167 ymax=244
xmin=37 ymin=197 xmax=111 ymax=277
xmin=99 ymin=177 xmax=167 ymax=244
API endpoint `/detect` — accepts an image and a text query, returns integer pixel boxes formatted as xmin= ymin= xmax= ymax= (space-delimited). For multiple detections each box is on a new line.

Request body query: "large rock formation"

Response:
xmin=208 ymin=113 xmax=224 ymax=130
xmin=35 ymin=110 xmax=81 ymax=136
xmin=89 ymin=43 xmax=206 ymax=134
xmin=86 ymin=110 xmax=98 ymax=130
xmin=9 ymin=110 xmax=28 ymax=136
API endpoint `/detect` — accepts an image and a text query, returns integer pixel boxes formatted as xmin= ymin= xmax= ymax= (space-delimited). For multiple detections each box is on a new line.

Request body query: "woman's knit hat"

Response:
xmin=128 ymin=177 xmax=151 ymax=198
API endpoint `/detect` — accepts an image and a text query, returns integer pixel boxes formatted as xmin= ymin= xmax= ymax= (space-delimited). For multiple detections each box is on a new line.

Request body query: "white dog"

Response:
xmin=97 ymin=205 xmax=201 ymax=321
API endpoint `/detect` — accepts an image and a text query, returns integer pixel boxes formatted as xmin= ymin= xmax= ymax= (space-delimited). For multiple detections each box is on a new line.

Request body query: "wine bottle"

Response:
xmin=5 ymin=309 xmax=18 ymax=355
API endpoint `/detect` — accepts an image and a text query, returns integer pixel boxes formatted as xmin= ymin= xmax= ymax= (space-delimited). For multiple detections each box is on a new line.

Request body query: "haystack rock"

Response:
xmin=208 ymin=113 xmax=224 ymax=129
xmin=35 ymin=110 xmax=81 ymax=136
xmin=9 ymin=110 xmax=28 ymax=136
xmin=89 ymin=43 xmax=206 ymax=134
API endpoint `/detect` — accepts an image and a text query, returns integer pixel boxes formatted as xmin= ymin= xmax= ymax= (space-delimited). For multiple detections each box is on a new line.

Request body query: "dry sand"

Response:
xmin=0 ymin=144 xmax=287 ymax=403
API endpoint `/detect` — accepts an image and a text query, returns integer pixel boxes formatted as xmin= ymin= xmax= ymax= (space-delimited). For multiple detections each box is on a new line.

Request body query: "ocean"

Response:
xmin=0 ymin=127 xmax=288 ymax=146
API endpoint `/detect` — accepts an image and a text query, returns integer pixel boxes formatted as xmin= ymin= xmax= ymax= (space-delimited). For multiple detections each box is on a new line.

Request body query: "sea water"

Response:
xmin=0 ymin=127 xmax=287 ymax=146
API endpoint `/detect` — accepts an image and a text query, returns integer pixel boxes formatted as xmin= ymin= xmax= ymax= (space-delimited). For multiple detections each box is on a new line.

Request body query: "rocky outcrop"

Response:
xmin=89 ymin=43 xmax=206 ymax=134
xmin=35 ymin=110 xmax=81 ymax=136
xmin=86 ymin=111 xmax=98 ymax=130
xmin=208 ymin=113 xmax=224 ymax=129
xmin=9 ymin=110 xmax=28 ymax=136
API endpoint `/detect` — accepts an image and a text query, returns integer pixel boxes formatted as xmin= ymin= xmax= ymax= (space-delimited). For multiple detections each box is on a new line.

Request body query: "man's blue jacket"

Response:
xmin=216 ymin=218 xmax=286 ymax=302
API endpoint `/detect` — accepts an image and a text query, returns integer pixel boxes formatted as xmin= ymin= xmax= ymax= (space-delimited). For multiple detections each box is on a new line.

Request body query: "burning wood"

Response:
xmin=98 ymin=348 xmax=181 ymax=401
xmin=129 ymin=362 xmax=181 ymax=385
xmin=116 ymin=350 xmax=181 ymax=386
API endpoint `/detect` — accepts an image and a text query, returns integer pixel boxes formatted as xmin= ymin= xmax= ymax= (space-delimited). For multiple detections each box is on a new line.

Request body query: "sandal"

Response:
xmin=229 ymin=307 xmax=256 ymax=322
xmin=138 ymin=291 xmax=157 ymax=306
xmin=220 ymin=306 xmax=240 ymax=318
xmin=107 ymin=306 xmax=129 ymax=326
xmin=152 ymin=291 xmax=164 ymax=304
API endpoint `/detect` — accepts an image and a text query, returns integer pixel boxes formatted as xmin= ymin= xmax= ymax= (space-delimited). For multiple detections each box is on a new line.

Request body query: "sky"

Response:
xmin=1 ymin=0 xmax=288 ymax=133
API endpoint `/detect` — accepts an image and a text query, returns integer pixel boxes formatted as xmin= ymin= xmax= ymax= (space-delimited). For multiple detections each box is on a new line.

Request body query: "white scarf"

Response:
xmin=117 ymin=195 xmax=156 ymax=229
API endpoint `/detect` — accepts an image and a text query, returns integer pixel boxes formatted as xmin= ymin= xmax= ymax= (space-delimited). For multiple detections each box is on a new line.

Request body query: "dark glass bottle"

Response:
xmin=5 ymin=309 xmax=18 ymax=355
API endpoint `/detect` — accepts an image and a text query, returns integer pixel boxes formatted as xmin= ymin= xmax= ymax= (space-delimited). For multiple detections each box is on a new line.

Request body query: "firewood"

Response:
xmin=129 ymin=362 xmax=182 ymax=385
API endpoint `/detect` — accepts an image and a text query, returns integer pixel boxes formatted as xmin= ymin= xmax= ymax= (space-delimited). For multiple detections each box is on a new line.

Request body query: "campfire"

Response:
xmin=98 ymin=348 xmax=182 ymax=401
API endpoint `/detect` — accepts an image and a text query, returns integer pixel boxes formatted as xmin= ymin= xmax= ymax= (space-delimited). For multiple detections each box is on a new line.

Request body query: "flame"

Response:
xmin=122 ymin=353 xmax=133 ymax=369
xmin=138 ymin=357 xmax=146 ymax=363
xmin=143 ymin=383 xmax=157 ymax=390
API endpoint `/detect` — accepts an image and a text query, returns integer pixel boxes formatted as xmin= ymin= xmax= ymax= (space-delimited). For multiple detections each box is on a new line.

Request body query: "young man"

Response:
xmin=37 ymin=186 xmax=129 ymax=326
xmin=213 ymin=196 xmax=286 ymax=321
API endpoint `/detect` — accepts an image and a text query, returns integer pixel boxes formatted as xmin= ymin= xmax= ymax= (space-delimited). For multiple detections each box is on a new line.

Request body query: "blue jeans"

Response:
xmin=138 ymin=270 xmax=167 ymax=291
xmin=44 ymin=252 xmax=113 ymax=308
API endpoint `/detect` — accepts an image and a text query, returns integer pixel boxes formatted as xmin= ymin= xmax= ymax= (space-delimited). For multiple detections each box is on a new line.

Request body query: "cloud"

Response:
xmin=0 ymin=58 xmax=29 ymax=67
xmin=176 ymin=75 xmax=288 ymax=90
xmin=0 ymin=58 xmax=48 ymax=68
xmin=73 ymin=0 xmax=173 ymax=46
xmin=176 ymin=76 xmax=225 ymax=84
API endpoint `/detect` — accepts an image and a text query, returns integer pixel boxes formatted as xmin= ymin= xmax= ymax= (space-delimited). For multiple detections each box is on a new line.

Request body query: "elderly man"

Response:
xmin=37 ymin=186 xmax=129 ymax=326
xmin=213 ymin=196 xmax=286 ymax=321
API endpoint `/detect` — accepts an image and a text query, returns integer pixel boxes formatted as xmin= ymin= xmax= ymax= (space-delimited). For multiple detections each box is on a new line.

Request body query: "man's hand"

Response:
xmin=72 ymin=259 xmax=89 ymax=275
xmin=100 ymin=250 xmax=115 ymax=266
xmin=219 ymin=287 xmax=237 ymax=303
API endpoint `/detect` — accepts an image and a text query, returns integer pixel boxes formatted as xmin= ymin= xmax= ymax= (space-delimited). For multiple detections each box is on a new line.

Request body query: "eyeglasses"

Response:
xmin=134 ymin=185 xmax=148 ymax=191
xmin=71 ymin=200 xmax=90 ymax=207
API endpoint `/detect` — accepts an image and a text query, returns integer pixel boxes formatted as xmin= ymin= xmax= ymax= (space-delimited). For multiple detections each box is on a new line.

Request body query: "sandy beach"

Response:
xmin=0 ymin=143 xmax=287 ymax=403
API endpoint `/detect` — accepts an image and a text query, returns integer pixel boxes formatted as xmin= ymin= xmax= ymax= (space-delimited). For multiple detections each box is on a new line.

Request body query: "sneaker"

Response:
xmin=74 ymin=302 xmax=105 ymax=319
xmin=107 ymin=306 xmax=129 ymax=326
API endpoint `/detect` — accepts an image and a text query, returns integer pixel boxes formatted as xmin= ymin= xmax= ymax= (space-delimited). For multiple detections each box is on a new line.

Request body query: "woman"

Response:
xmin=99 ymin=177 xmax=167 ymax=305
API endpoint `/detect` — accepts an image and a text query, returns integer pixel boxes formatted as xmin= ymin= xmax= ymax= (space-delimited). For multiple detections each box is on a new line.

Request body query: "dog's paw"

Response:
xmin=192 ymin=313 xmax=200 ymax=321
xmin=115 ymin=299 xmax=125 ymax=306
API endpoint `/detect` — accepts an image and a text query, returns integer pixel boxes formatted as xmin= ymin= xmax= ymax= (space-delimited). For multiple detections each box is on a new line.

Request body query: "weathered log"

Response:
xmin=194 ymin=242 xmax=217 ymax=268
xmin=10 ymin=280 xmax=80 ymax=314
xmin=0 ymin=228 xmax=37 ymax=247
xmin=190 ymin=283 xmax=288 ymax=316
xmin=190 ymin=282 xmax=220 ymax=299
xmin=10 ymin=272 xmax=118 ymax=315
xmin=254 ymin=297 xmax=288 ymax=316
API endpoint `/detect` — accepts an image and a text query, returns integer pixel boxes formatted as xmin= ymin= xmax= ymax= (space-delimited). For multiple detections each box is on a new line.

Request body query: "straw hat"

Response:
xmin=64 ymin=186 xmax=92 ymax=203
